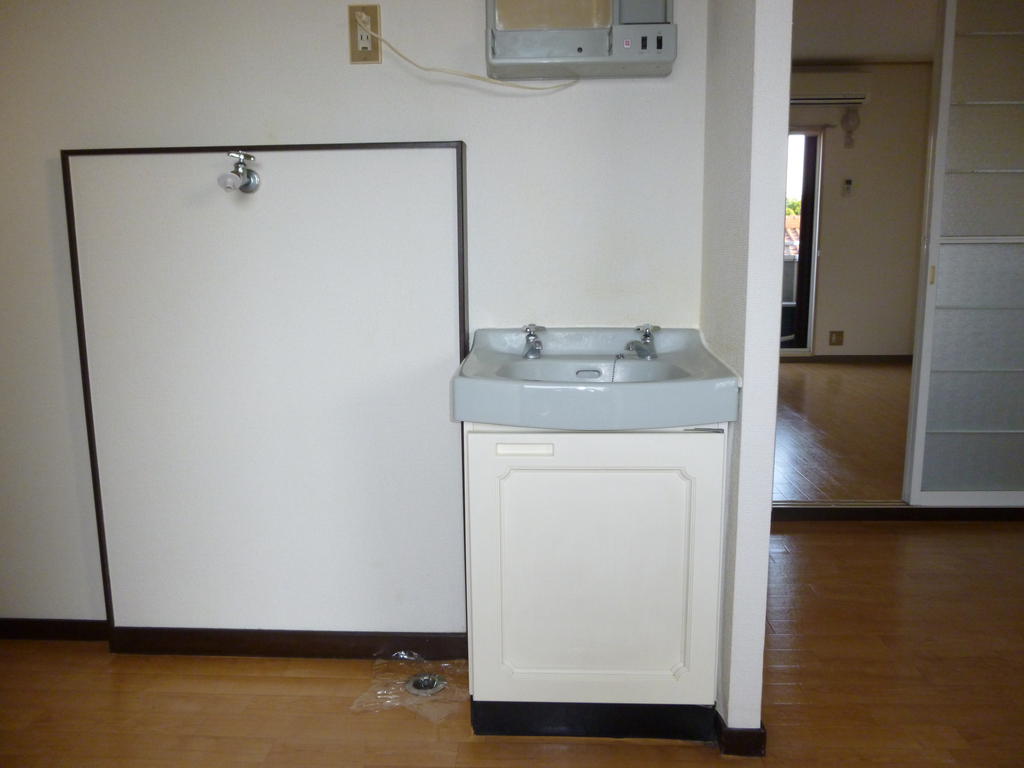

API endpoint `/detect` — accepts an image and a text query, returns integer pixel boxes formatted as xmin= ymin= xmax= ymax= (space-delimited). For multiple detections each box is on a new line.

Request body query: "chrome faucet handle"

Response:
xmin=227 ymin=151 xmax=255 ymax=163
xmin=635 ymin=323 xmax=661 ymax=341
xmin=521 ymin=325 xmax=545 ymax=358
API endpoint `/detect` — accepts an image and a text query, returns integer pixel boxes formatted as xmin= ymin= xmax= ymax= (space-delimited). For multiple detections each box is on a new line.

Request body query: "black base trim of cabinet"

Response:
xmin=0 ymin=618 xmax=110 ymax=641
xmin=470 ymin=699 xmax=716 ymax=741
xmin=110 ymin=627 xmax=467 ymax=659
xmin=714 ymin=712 xmax=767 ymax=756
xmin=773 ymin=505 xmax=1024 ymax=522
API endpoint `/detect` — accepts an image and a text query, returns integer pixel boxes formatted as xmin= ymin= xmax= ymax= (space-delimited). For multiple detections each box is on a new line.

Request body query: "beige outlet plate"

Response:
xmin=829 ymin=330 xmax=845 ymax=346
xmin=348 ymin=4 xmax=381 ymax=64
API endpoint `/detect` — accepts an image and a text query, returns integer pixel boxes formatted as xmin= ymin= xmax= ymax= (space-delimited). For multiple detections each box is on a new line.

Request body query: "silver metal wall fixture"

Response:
xmin=486 ymin=0 xmax=677 ymax=80
xmin=217 ymin=151 xmax=260 ymax=193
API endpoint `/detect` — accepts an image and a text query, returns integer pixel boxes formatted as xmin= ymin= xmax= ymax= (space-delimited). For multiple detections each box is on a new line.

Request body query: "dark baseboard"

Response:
xmin=715 ymin=712 xmax=767 ymax=756
xmin=780 ymin=354 xmax=912 ymax=364
xmin=773 ymin=504 xmax=1024 ymax=522
xmin=1 ymin=621 xmax=467 ymax=659
xmin=109 ymin=626 xmax=467 ymax=659
xmin=0 ymin=618 xmax=109 ymax=641
xmin=470 ymin=699 xmax=716 ymax=741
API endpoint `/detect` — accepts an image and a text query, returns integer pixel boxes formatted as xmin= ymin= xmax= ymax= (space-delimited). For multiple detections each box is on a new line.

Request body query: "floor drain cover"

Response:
xmin=404 ymin=672 xmax=448 ymax=697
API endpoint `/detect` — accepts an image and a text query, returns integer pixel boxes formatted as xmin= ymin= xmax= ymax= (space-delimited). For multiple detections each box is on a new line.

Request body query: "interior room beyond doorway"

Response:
xmin=774 ymin=360 xmax=912 ymax=502
xmin=776 ymin=61 xmax=933 ymax=505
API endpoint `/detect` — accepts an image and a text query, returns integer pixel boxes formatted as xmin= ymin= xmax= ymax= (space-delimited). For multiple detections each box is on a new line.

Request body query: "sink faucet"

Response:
xmin=522 ymin=324 xmax=546 ymax=359
xmin=625 ymin=323 xmax=660 ymax=360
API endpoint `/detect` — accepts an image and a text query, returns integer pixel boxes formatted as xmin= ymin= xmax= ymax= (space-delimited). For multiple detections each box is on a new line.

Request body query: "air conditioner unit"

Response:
xmin=790 ymin=70 xmax=871 ymax=106
xmin=486 ymin=0 xmax=678 ymax=80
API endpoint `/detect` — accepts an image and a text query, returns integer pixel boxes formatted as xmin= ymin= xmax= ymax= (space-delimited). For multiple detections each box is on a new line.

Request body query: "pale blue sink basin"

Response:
xmin=452 ymin=328 xmax=740 ymax=430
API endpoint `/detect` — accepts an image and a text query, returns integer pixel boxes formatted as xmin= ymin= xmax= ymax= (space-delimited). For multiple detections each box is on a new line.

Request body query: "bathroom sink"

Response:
xmin=494 ymin=356 xmax=690 ymax=384
xmin=452 ymin=327 xmax=740 ymax=430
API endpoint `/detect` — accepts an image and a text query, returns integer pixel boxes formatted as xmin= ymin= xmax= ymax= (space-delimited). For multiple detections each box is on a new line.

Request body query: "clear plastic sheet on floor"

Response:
xmin=351 ymin=651 xmax=468 ymax=723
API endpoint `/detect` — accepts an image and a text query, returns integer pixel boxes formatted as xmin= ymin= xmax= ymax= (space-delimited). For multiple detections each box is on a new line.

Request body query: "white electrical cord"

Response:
xmin=354 ymin=15 xmax=578 ymax=92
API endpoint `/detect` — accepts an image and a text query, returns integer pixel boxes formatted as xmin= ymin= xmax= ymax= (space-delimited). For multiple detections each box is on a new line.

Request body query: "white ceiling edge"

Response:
xmin=791 ymin=0 xmax=940 ymax=64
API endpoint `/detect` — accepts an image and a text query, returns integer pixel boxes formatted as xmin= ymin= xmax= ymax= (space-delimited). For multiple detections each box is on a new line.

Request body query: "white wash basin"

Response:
xmin=452 ymin=327 xmax=740 ymax=430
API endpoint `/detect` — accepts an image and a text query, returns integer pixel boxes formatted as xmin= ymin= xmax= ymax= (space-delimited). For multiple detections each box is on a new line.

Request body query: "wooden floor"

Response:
xmin=774 ymin=361 xmax=913 ymax=502
xmin=3 ymin=521 xmax=1023 ymax=766
xmin=764 ymin=521 xmax=1024 ymax=766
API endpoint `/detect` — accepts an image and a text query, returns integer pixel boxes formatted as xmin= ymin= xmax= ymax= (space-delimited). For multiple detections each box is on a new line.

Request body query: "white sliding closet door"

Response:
xmin=66 ymin=146 xmax=466 ymax=630
xmin=906 ymin=1 xmax=1024 ymax=505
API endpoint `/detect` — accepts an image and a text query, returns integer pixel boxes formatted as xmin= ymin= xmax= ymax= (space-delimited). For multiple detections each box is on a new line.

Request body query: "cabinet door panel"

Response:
xmin=466 ymin=431 xmax=725 ymax=705
xmin=500 ymin=468 xmax=691 ymax=674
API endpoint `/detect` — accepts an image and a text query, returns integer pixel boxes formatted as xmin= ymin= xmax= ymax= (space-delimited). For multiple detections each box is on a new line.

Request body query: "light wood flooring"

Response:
xmin=774 ymin=360 xmax=913 ymax=502
xmin=3 ymin=521 xmax=1023 ymax=766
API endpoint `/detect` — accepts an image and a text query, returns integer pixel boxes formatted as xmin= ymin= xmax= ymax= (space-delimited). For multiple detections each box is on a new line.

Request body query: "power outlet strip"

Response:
xmin=348 ymin=5 xmax=381 ymax=64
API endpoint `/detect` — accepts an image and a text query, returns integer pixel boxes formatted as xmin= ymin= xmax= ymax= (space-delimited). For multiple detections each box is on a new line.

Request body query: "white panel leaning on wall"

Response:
xmin=66 ymin=146 xmax=468 ymax=632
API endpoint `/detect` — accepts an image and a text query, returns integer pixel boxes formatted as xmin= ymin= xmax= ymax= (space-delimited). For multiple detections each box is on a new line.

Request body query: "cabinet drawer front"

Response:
xmin=465 ymin=431 xmax=725 ymax=705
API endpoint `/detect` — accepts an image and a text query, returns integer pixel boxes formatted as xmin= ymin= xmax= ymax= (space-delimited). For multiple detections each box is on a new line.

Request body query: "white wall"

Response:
xmin=0 ymin=0 xmax=709 ymax=620
xmin=702 ymin=0 xmax=791 ymax=730
xmin=792 ymin=64 xmax=932 ymax=356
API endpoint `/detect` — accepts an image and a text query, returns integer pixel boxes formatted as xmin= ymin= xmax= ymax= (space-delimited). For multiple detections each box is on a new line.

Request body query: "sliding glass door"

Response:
xmin=782 ymin=132 xmax=820 ymax=351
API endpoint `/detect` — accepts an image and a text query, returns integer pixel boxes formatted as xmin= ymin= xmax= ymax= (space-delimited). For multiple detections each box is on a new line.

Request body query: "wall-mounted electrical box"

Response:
xmin=486 ymin=0 xmax=677 ymax=80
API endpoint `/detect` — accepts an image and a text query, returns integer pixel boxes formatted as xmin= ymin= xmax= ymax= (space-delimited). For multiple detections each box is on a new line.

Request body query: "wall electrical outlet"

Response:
xmin=829 ymin=330 xmax=845 ymax=346
xmin=348 ymin=4 xmax=381 ymax=64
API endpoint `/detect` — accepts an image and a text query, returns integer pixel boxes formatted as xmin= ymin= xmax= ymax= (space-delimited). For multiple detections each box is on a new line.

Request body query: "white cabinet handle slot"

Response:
xmin=495 ymin=443 xmax=555 ymax=457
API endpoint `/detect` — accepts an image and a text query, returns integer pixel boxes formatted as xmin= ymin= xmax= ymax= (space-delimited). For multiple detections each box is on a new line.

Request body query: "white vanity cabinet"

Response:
xmin=464 ymin=423 xmax=727 ymax=707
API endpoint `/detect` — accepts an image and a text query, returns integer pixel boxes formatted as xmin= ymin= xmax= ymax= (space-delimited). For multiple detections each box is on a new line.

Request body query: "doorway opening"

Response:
xmin=774 ymin=129 xmax=913 ymax=504
xmin=773 ymin=120 xmax=915 ymax=505
xmin=781 ymin=132 xmax=820 ymax=351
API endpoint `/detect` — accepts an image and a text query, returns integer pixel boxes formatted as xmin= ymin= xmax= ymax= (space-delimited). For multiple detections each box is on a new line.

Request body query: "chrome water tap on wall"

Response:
xmin=522 ymin=324 xmax=546 ymax=359
xmin=217 ymin=151 xmax=260 ymax=193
